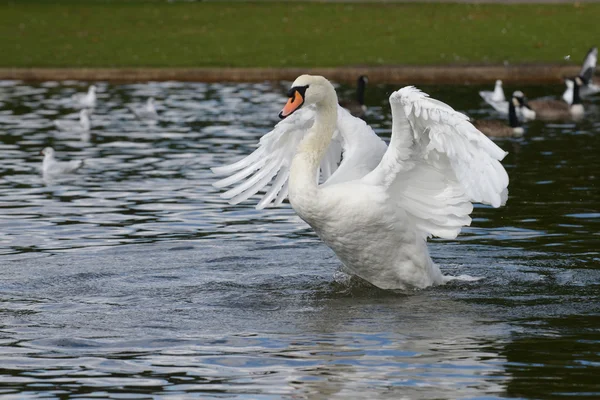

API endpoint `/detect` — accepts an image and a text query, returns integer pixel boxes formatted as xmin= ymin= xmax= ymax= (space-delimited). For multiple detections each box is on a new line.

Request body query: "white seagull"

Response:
xmin=72 ymin=85 xmax=97 ymax=108
xmin=129 ymin=97 xmax=159 ymax=121
xmin=54 ymin=109 xmax=91 ymax=134
xmin=212 ymin=75 xmax=509 ymax=290
xmin=480 ymin=80 xmax=536 ymax=120
xmin=41 ymin=147 xmax=84 ymax=176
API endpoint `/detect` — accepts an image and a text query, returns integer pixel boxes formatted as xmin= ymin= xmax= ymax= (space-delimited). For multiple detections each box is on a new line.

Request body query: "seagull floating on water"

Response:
xmin=72 ymin=85 xmax=96 ymax=108
xmin=129 ymin=98 xmax=159 ymax=121
xmin=54 ymin=109 xmax=91 ymax=133
xmin=479 ymin=80 xmax=536 ymax=120
xmin=41 ymin=147 xmax=84 ymax=176
xmin=213 ymin=75 xmax=508 ymax=290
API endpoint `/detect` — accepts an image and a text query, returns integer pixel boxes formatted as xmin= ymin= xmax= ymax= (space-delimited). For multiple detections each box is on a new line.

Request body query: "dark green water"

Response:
xmin=0 ymin=80 xmax=598 ymax=399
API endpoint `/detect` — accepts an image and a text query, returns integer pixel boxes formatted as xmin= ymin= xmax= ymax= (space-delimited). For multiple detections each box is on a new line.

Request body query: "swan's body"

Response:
xmin=480 ymin=80 xmax=536 ymax=120
xmin=41 ymin=147 xmax=84 ymax=176
xmin=72 ymin=85 xmax=96 ymax=108
xmin=213 ymin=75 xmax=508 ymax=290
xmin=473 ymin=92 xmax=527 ymax=138
xmin=54 ymin=109 xmax=91 ymax=135
xmin=339 ymin=76 xmax=368 ymax=118
xmin=130 ymin=98 xmax=159 ymax=121
xmin=563 ymin=47 xmax=599 ymax=103
xmin=530 ymin=76 xmax=585 ymax=120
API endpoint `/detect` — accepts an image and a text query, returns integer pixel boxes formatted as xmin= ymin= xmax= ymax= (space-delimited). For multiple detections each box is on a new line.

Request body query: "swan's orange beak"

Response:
xmin=279 ymin=89 xmax=305 ymax=119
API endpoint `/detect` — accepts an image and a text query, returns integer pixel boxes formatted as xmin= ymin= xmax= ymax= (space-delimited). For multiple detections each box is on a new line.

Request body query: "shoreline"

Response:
xmin=0 ymin=65 xmax=584 ymax=84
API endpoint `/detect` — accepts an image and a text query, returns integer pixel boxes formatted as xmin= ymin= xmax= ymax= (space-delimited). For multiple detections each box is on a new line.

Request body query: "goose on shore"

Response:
xmin=530 ymin=76 xmax=584 ymax=120
xmin=473 ymin=92 xmax=526 ymax=138
xmin=212 ymin=75 xmax=508 ymax=290
xmin=339 ymin=75 xmax=368 ymax=118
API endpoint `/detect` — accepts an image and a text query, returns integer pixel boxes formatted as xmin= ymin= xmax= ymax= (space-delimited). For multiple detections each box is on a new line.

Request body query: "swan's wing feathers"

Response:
xmin=393 ymin=86 xmax=508 ymax=208
xmin=212 ymin=106 xmax=342 ymax=209
xmin=365 ymin=86 xmax=508 ymax=239
xmin=323 ymin=106 xmax=388 ymax=186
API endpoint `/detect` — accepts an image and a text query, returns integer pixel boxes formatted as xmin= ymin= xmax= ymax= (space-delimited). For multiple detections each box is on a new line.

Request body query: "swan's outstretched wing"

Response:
xmin=212 ymin=105 xmax=385 ymax=209
xmin=364 ymin=86 xmax=508 ymax=239
xmin=580 ymin=47 xmax=597 ymax=84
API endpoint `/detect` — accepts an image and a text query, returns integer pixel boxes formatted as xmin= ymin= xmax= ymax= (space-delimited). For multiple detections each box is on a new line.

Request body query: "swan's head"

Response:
xmin=40 ymin=147 xmax=54 ymax=157
xmin=279 ymin=75 xmax=336 ymax=119
xmin=495 ymin=80 xmax=503 ymax=88
xmin=89 ymin=85 xmax=97 ymax=94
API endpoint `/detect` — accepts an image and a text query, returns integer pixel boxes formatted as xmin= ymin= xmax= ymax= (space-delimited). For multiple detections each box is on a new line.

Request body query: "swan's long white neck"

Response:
xmin=288 ymin=94 xmax=338 ymax=214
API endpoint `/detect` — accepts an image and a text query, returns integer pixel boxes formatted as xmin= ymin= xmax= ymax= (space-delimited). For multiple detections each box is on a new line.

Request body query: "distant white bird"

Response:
xmin=54 ymin=109 xmax=91 ymax=133
xmin=563 ymin=47 xmax=600 ymax=103
xmin=480 ymin=80 xmax=536 ymax=120
xmin=480 ymin=79 xmax=505 ymax=104
xmin=41 ymin=147 xmax=84 ymax=176
xmin=129 ymin=97 xmax=159 ymax=121
xmin=72 ymin=85 xmax=96 ymax=108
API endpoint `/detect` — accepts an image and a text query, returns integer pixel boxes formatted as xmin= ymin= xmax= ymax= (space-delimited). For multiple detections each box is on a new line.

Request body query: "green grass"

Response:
xmin=1 ymin=0 xmax=599 ymax=68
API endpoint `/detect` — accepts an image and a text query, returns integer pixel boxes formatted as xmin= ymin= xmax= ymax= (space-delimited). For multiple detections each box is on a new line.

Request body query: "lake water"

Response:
xmin=0 ymin=80 xmax=599 ymax=399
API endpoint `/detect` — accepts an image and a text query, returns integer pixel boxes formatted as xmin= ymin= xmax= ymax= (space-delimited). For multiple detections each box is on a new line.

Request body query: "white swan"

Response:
xmin=41 ymin=147 xmax=84 ymax=176
xmin=480 ymin=80 xmax=536 ymax=120
xmin=563 ymin=47 xmax=599 ymax=103
xmin=72 ymin=85 xmax=96 ymax=108
xmin=213 ymin=75 xmax=508 ymax=290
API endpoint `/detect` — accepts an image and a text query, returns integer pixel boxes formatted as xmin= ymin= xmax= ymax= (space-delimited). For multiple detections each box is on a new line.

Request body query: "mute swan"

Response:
xmin=530 ymin=76 xmax=584 ymax=120
xmin=72 ymin=85 xmax=96 ymax=108
xmin=473 ymin=91 xmax=527 ymax=138
xmin=480 ymin=80 xmax=536 ymax=121
xmin=212 ymin=75 xmax=508 ymax=290
xmin=340 ymin=75 xmax=368 ymax=118
xmin=563 ymin=47 xmax=599 ymax=103
xmin=41 ymin=147 xmax=84 ymax=176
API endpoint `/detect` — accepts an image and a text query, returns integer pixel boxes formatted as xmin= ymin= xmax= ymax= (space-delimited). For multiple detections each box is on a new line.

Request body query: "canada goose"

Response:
xmin=530 ymin=76 xmax=584 ymax=120
xmin=340 ymin=75 xmax=368 ymax=117
xmin=563 ymin=47 xmax=599 ymax=103
xmin=473 ymin=92 xmax=525 ymax=138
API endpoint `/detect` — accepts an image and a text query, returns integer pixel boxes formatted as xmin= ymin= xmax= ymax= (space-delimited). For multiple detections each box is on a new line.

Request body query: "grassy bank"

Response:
xmin=2 ymin=1 xmax=599 ymax=68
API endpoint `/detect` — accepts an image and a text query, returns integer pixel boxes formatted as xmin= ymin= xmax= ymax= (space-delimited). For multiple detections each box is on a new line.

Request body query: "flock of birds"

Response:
xmin=41 ymin=85 xmax=159 ymax=177
xmin=37 ymin=47 xmax=598 ymax=291
xmin=212 ymin=47 xmax=598 ymax=290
